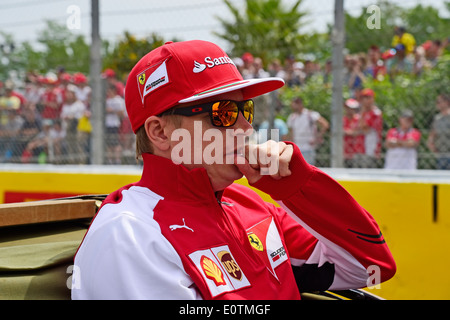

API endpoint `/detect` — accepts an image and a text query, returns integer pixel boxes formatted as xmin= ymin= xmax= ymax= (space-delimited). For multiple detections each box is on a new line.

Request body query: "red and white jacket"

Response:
xmin=72 ymin=143 xmax=396 ymax=299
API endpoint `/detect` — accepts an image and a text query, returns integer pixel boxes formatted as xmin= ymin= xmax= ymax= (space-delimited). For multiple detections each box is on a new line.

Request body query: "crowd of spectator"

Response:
xmin=234 ymin=26 xmax=449 ymax=170
xmin=0 ymin=67 xmax=133 ymax=165
xmin=0 ymin=26 xmax=448 ymax=169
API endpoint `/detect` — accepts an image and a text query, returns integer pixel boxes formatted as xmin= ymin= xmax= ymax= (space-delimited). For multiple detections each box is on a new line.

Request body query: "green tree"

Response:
xmin=0 ymin=31 xmax=21 ymax=80
xmin=1 ymin=21 xmax=92 ymax=80
xmin=400 ymin=3 xmax=450 ymax=45
xmin=102 ymin=32 xmax=169 ymax=80
xmin=344 ymin=0 xmax=401 ymax=53
xmin=214 ymin=0 xmax=308 ymax=63
xmin=345 ymin=0 xmax=450 ymax=54
xmin=35 ymin=20 xmax=90 ymax=74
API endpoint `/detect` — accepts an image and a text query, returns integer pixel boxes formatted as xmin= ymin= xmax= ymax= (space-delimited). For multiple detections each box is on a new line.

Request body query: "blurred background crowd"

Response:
xmin=0 ymin=0 xmax=449 ymax=169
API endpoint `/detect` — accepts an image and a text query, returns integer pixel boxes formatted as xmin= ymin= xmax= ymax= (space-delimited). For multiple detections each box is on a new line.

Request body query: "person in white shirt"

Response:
xmin=60 ymin=84 xmax=87 ymax=163
xmin=73 ymin=72 xmax=91 ymax=107
xmin=105 ymin=84 xmax=126 ymax=164
xmin=286 ymin=97 xmax=329 ymax=165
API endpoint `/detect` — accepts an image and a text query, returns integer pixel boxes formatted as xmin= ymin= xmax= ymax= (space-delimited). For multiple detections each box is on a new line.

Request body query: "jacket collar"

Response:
xmin=137 ymin=153 xmax=220 ymax=203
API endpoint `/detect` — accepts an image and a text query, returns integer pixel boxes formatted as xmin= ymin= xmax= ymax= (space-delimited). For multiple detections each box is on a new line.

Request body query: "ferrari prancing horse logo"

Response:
xmin=138 ymin=73 xmax=146 ymax=85
xmin=248 ymin=233 xmax=264 ymax=251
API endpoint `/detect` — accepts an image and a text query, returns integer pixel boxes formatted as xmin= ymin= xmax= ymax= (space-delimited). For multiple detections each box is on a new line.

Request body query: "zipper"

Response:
xmin=219 ymin=200 xmax=234 ymax=207
xmin=216 ymin=198 xmax=241 ymax=241
xmin=215 ymin=198 xmax=261 ymax=268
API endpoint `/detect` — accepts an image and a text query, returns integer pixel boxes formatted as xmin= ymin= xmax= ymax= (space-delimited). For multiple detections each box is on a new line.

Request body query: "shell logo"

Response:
xmin=200 ymin=255 xmax=225 ymax=286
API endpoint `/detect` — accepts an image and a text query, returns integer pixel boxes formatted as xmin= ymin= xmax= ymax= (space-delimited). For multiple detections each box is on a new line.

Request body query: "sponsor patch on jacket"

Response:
xmin=188 ymin=245 xmax=250 ymax=298
xmin=247 ymin=216 xmax=288 ymax=280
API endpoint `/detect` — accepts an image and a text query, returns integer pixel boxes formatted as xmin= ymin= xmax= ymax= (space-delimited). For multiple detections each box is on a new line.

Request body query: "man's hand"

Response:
xmin=235 ymin=140 xmax=294 ymax=184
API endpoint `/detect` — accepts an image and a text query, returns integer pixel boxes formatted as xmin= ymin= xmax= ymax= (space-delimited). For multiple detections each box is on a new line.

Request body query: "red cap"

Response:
xmin=73 ymin=72 xmax=87 ymax=84
xmin=60 ymin=73 xmax=72 ymax=82
xmin=422 ymin=40 xmax=432 ymax=51
xmin=124 ymin=40 xmax=284 ymax=133
xmin=102 ymin=68 xmax=116 ymax=78
xmin=241 ymin=52 xmax=254 ymax=63
xmin=361 ymin=88 xmax=375 ymax=97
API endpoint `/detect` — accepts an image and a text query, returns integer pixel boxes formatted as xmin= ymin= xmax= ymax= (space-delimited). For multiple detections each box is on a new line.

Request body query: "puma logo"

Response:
xmin=169 ymin=218 xmax=194 ymax=232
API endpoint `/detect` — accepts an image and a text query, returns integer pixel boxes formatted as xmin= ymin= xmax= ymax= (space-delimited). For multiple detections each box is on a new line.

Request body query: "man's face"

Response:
xmin=291 ymin=99 xmax=303 ymax=113
xmin=368 ymin=48 xmax=380 ymax=61
xmin=360 ymin=95 xmax=373 ymax=109
xmin=399 ymin=117 xmax=412 ymax=130
xmin=436 ymin=95 xmax=449 ymax=113
xmin=166 ymin=90 xmax=254 ymax=191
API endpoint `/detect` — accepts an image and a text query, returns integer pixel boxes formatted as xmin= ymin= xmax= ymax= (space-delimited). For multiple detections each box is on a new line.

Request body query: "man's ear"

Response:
xmin=144 ymin=116 xmax=172 ymax=152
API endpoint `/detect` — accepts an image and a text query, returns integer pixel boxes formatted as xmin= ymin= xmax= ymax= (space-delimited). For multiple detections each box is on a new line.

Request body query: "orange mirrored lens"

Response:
xmin=243 ymin=100 xmax=254 ymax=124
xmin=212 ymin=101 xmax=238 ymax=127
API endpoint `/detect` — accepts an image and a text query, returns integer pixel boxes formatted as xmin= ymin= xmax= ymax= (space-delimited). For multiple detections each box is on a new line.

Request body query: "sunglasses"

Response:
xmin=167 ymin=99 xmax=254 ymax=127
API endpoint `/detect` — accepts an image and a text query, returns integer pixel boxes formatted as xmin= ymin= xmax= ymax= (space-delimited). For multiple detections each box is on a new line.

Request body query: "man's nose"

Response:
xmin=234 ymin=111 xmax=253 ymax=132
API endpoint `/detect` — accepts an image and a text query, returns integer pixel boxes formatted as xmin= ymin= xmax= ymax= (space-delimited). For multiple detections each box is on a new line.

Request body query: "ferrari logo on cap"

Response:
xmin=136 ymin=60 xmax=170 ymax=103
xmin=138 ymin=73 xmax=146 ymax=85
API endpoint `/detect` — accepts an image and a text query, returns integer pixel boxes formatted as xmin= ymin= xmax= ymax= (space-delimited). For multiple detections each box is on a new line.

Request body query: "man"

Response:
xmin=343 ymin=98 xmax=364 ymax=168
xmin=40 ymin=75 xmax=63 ymax=120
xmin=387 ymin=44 xmax=413 ymax=79
xmin=73 ymin=72 xmax=92 ymax=107
xmin=358 ymin=88 xmax=383 ymax=168
xmin=425 ymin=39 xmax=442 ymax=67
xmin=102 ymin=68 xmax=125 ymax=98
xmin=391 ymin=26 xmax=416 ymax=56
xmin=60 ymin=84 xmax=87 ymax=164
xmin=105 ymin=84 xmax=126 ymax=165
xmin=384 ymin=109 xmax=421 ymax=170
xmin=427 ymin=94 xmax=450 ymax=170
xmin=1 ymin=80 xmax=26 ymax=110
xmin=286 ymin=97 xmax=329 ymax=165
xmin=365 ymin=45 xmax=386 ymax=81
xmin=17 ymin=105 xmax=42 ymax=163
xmin=72 ymin=40 xmax=395 ymax=299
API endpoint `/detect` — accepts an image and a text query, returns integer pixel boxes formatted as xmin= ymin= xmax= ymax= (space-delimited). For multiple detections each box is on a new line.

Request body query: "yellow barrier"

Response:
xmin=1 ymin=166 xmax=449 ymax=300
xmin=340 ymin=181 xmax=450 ymax=300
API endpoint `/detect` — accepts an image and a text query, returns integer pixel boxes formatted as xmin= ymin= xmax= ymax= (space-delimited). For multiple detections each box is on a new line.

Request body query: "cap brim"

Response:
xmin=178 ymin=77 xmax=285 ymax=104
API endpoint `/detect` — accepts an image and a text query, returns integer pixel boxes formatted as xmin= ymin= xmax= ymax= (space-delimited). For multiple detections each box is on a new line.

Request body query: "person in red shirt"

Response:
xmin=384 ymin=109 xmax=421 ymax=170
xmin=40 ymin=76 xmax=63 ymax=120
xmin=358 ymin=88 xmax=383 ymax=168
xmin=343 ymin=98 xmax=365 ymax=168
xmin=102 ymin=68 xmax=125 ymax=98
xmin=366 ymin=45 xmax=387 ymax=81
xmin=72 ymin=40 xmax=396 ymax=300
